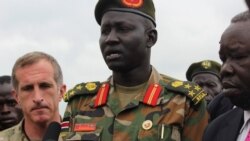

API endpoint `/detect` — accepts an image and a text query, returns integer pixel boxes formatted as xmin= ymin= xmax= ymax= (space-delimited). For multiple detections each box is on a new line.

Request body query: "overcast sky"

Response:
xmin=0 ymin=0 xmax=247 ymax=115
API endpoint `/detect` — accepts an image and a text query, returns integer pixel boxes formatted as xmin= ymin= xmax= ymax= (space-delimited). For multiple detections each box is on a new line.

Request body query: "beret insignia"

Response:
xmin=201 ymin=60 xmax=211 ymax=69
xmin=186 ymin=60 xmax=221 ymax=81
xmin=164 ymin=80 xmax=207 ymax=105
xmin=94 ymin=0 xmax=156 ymax=26
xmin=63 ymin=81 xmax=101 ymax=102
xmin=122 ymin=0 xmax=143 ymax=8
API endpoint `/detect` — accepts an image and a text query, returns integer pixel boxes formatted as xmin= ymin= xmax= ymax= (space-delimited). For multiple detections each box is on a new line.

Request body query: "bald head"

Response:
xmin=246 ymin=0 xmax=250 ymax=9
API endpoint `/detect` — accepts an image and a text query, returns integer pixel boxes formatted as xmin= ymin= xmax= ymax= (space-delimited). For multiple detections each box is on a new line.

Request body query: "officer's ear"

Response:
xmin=58 ymin=84 xmax=66 ymax=102
xmin=146 ymin=28 xmax=157 ymax=48
xmin=12 ymin=89 xmax=19 ymax=104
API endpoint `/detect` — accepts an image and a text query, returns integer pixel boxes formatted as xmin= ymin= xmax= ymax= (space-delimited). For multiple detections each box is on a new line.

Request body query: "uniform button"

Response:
xmin=142 ymin=120 xmax=153 ymax=130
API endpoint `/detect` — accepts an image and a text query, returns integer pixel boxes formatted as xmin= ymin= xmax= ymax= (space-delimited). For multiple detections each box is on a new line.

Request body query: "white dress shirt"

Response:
xmin=237 ymin=110 xmax=250 ymax=141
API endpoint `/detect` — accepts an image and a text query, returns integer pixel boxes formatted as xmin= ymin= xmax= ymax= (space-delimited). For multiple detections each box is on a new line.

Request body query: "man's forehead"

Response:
xmin=224 ymin=21 xmax=250 ymax=34
xmin=220 ymin=22 xmax=250 ymax=45
xmin=0 ymin=83 xmax=12 ymax=93
xmin=102 ymin=11 xmax=144 ymax=23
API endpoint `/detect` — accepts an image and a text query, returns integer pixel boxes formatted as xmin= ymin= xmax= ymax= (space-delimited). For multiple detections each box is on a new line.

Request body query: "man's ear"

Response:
xmin=12 ymin=89 xmax=19 ymax=103
xmin=146 ymin=28 xmax=157 ymax=48
xmin=59 ymin=84 xmax=66 ymax=102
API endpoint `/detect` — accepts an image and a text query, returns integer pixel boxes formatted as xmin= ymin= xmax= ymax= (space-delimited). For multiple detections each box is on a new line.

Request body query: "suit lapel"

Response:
xmin=219 ymin=108 xmax=244 ymax=141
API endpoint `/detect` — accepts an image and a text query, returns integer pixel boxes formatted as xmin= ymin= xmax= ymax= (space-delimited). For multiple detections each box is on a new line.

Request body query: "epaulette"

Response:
xmin=160 ymin=74 xmax=177 ymax=83
xmin=63 ymin=81 xmax=101 ymax=102
xmin=163 ymin=80 xmax=207 ymax=105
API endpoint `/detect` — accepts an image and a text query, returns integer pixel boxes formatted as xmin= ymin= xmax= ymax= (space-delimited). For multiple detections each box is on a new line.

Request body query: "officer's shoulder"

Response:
xmin=63 ymin=81 xmax=102 ymax=102
xmin=0 ymin=125 xmax=16 ymax=137
xmin=160 ymin=74 xmax=207 ymax=105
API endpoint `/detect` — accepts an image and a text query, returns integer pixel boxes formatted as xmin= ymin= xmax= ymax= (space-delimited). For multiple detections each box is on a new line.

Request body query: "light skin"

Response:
xmin=13 ymin=59 xmax=66 ymax=140
xmin=0 ymin=83 xmax=22 ymax=131
xmin=219 ymin=20 xmax=250 ymax=110
xmin=192 ymin=73 xmax=222 ymax=104
xmin=99 ymin=11 xmax=157 ymax=86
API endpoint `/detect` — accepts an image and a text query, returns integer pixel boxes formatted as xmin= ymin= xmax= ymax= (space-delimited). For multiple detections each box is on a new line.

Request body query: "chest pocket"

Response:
xmin=137 ymin=124 xmax=181 ymax=141
xmin=65 ymin=128 xmax=103 ymax=141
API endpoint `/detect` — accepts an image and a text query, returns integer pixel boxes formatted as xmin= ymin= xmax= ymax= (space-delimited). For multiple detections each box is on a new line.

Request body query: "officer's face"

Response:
xmin=14 ymin=59 xmax=65 ymax=124
xmin=219 ymin=20 xmax=250 ymax=110
xmin=99 ymin=11 xmax=150 ymax=72
xmin=0 ymin=83 xmax=22 ymax=131
xmin=192 ymin=73 xmax=222 ymax=104
xmin=246 ymin=0 xmax=250 ymax=9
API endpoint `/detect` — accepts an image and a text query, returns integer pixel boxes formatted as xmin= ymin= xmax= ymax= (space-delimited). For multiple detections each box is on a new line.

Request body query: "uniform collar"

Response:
xmin=109 ymin=66 xmax=162 ymax=103
xmin=89 ymin=66 xmax=163 ymax=108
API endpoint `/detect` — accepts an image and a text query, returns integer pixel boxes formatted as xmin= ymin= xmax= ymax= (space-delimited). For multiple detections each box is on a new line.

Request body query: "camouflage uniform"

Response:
xmin=59 ymin=67 xmax=209 ymax=141
xmin=0 ymin=120 xmax=30 ymax=141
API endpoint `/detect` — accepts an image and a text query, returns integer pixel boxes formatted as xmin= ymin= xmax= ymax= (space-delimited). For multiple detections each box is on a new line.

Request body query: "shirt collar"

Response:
xmin=239 ymin=110 xmax=250 ymax=133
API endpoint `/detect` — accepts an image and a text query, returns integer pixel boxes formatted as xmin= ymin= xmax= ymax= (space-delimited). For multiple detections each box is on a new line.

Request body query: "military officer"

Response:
xmin=186 ymin=60 xmax=223 ymax=104
xmin=186 ymin=60 xmax=234 ymax=121
xmin=60 ymin=0 xmax=209 ymax=141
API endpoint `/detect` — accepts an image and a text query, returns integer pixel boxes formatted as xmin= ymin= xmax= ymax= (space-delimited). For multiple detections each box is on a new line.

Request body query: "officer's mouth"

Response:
xmin=0 ymin=118 xmax=16 ymax=124
xmin=106 ymin=53 xmax=121 ymax=61
xmin=222 ymin=81 xmax=240 ymax=97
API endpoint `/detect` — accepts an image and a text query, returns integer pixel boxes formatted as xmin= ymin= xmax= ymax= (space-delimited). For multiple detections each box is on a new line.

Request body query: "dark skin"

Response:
xmin=246 ymin=0 xmax=250 ymax=9
xmin=192 ymin=73 xmax=222 ymax=104
xmin=219 ymin=20 xmax=250 ymax=110
xmin=99 ymin=11 xmax=157 ymax=86
xmin=0 ymin=82 xmax=23 ymax=131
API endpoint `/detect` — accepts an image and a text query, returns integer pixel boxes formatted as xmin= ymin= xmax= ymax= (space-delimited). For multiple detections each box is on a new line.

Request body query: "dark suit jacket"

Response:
xmin=203 ymin=107 xmax=244 ymax=141
xmin=207 ymin=93 xmax=234 ymax=121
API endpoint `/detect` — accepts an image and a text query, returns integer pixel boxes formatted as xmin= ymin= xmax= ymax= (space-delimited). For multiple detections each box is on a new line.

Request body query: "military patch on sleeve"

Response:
xmin=164 ymin=80 xmax=207 ymax=105
xmin=63 ymin=81 xmax=101 ymax=102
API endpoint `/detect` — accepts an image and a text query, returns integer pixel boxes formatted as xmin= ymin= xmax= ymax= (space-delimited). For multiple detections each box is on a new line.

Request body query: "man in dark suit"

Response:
xmin=246 ymin=0 xmax=250 ymax=8
xmin=203 ymin=10 xmax=250 ymax=141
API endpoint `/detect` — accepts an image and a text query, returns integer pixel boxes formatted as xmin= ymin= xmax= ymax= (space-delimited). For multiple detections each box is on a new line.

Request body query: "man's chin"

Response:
xmin=222 ymin=88 xmax=241 ymax=97
xmin=32 ymin=115 xmax=50 ymax=124
xmin=228 ymin=95 xmax=250 ymax=110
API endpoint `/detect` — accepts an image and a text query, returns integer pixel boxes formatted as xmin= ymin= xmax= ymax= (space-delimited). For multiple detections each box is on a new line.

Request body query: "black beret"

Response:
xmin=94 ymin=0 xmax=156 ymax=26
xmin=186 ymin=60 xmax=221 ymax=81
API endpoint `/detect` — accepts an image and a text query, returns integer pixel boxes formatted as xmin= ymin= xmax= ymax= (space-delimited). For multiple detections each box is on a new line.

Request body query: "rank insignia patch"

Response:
xmin=85 ymin=82 xmax=97 ymax=91
xmin=74 ymin=123 xmax=96 ymax=132
xmin=171 ymin=81 xmax=183 ymax=88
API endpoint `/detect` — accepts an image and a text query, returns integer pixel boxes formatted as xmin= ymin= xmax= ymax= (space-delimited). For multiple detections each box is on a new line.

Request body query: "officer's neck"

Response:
xmin=113 ymin=65 xmax=152 ymax=87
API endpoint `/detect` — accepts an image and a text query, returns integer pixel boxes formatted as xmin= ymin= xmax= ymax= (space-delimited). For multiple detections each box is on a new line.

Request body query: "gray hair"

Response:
xmin=12 ymin=51 xmax=63 ymax=89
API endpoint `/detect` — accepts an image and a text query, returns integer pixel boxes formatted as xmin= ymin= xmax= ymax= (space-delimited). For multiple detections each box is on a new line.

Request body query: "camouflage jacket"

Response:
xmin=0 ymin=120 xmax=30 ymax=141
xmin=59 ymin=68 xmax=209 ymax=141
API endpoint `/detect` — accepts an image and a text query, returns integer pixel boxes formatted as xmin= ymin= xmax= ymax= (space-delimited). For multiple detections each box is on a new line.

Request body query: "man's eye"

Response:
xmin=7 ymin=101 xmax=17 ymax=107
xmin=40 ymin=83 xmax=52 ymax=89
xmin=101 ymin=27 xmax=110 ymax=35
xmin=219 ymin=55 xmax=226 ymax=63
xmin=118 ymin=26 xmax=130 ymax=32
xmin=233 ymin=55 xmax=246 ymax=60
xmin=208 ymin=83 xmax=216 ymax=87
xmin=21 ymin=85 xmax=33 ymax=91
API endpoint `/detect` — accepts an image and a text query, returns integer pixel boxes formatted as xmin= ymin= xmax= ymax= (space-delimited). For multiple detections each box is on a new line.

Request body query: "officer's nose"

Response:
xmin=32 ymin=87 xmax=44 ymax=104
xmin=105 ymin=30 xmax=119 ymax=44
xmin=1 ymin=104 xmax=11 ymax=114
xmin=220 ymin=60 xmax=234 ymax=79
